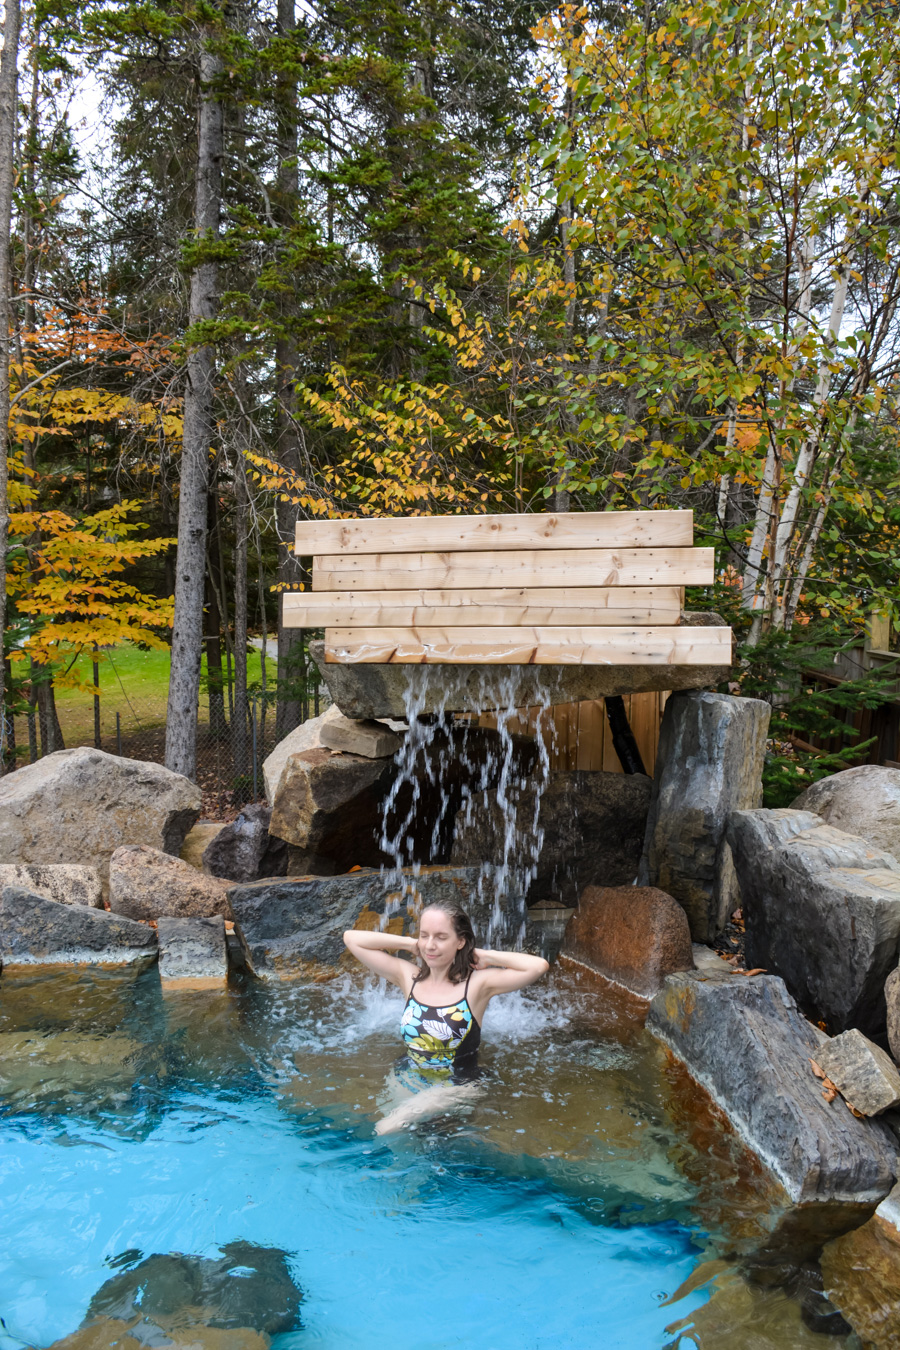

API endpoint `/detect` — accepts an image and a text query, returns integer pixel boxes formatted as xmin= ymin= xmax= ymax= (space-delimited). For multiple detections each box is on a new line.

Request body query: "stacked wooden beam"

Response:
xmin=285 ymin=510 xmax=732 ymax=666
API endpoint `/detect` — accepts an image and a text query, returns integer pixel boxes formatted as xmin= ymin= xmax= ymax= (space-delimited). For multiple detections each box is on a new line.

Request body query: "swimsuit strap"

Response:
xmin=463 ymin=969 xmax=473 ymax=1002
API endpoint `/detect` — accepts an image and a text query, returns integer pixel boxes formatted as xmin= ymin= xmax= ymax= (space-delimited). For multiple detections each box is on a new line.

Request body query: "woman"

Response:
xmin=343 ymin=903 xmax=549 ymax=1134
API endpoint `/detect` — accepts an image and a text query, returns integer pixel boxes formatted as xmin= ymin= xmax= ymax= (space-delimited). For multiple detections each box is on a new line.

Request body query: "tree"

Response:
xmin=0 ymin=0 xmax=21 ymax=768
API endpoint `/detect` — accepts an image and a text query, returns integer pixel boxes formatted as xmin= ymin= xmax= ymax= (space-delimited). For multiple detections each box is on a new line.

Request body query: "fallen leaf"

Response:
xmin=845 ymin=1099 xmax=867 ymax=1119
xmin=809 ymin=1059 xmax=825 ymax=1079
xmin=742 ymin=968 xmax=767 ymax=976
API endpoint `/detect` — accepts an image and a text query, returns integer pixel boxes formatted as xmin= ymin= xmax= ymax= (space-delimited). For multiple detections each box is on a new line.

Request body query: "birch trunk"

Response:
xmin=164 ymin=37 xmax=224 ymax=778
xmin=0 ymin=0 xmax=20 ymax=771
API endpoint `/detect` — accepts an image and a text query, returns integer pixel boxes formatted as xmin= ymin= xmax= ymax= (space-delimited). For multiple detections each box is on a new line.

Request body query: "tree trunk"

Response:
xmin=35 ymin=670 xmax=64 ymax=754
xmin=205 ymin=482 xmax=227 ymax=739
xmin=164 ymin=35 xmax=224 ymax=779
xmin=0 ymin=0 xmax=21 ymax=773
xmin=232 ymin=451 xmax=249 ymax=781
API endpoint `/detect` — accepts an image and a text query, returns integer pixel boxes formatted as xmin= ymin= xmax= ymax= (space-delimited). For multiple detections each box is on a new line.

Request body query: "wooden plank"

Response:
xmin=323 ymin=625 xmax=732 ymax=665
xmin=296 ymin=509 xmax=693 ymax=555
xmin=283 ymin=585 xmax=683 ymax=628
xmin=313 ymin=548 xmax=713 ymax=592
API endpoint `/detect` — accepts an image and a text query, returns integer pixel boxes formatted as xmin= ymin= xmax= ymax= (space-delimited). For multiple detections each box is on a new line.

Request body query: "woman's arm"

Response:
xmin=342 ymin=928 xmax=419 ymax=992
xmin=470 ymin=948 xmax=550 ymax=1005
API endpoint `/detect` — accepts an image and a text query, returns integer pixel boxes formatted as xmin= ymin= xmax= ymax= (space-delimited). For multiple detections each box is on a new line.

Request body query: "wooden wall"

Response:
xmin=478 ymin=691 xmax=670 ymax=775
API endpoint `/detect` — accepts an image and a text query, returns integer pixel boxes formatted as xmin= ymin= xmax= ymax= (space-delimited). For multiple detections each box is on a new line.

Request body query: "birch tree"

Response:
xmin=0 ymin=0 xmax=19 ymax=769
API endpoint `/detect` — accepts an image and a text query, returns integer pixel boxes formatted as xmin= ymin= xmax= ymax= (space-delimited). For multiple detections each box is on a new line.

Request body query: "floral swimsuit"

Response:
xmin=399 ymin=971 xmax=481 ymax=1084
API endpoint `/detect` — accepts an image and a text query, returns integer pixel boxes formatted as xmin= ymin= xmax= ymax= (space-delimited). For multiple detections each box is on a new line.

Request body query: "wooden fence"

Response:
xmin=478 ymin=691 xmax=669 ymax=774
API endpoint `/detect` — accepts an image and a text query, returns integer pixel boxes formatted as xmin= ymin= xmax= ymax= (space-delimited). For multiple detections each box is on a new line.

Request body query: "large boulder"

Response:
xmin=269 ymin=747 xmax=392 ymax=870
xmin=559 ymin=884 xmax=694 ymax=998
xmin=0 ymin=886 xmax=158 ymax=968
xmin=0 ymin=863 xmax=101 ymax=908
xmin=638 ymin=690 xmax=771 ymax=942
xmin=793 ymin=765 xmax=900 ymax=860
xmin=450 ymin=771 xmax=651 ymax=904
xmin=262 ymin=703 xmax=342 ymax=805
xmin=109 ymin=846 xmax=232 ymax=921
xmin=886 ymin=965 xmax=900 ymax=1064
xmin=157 ymin=915 xmax=228 ymax=986
xmin=821 ymin=1182 xmax=900 ymax=1347
xmin=647 ymin=969 xmax=898 ymax=1205
xmin=228 ymin=865 xmax=516 ymax=979
xmin=728 ymin=808 xmax=900 ymax=1036
xmin=0 ymin=749 xmax=200 ymax=888
xmin=201 ymin=804 xmax=287 ymax=883
xmin=308 ymin=615 xmax=733 ymax=719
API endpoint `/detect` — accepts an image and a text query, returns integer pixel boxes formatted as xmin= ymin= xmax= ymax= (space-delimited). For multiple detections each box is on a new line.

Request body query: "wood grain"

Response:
xmin=283 ymin=585 xmax=683 ymax=628
xmin=295 ymin=509 xmax=693 ymax=555
xmin=312 ymin=547 xmax=713 ymax=591
xmin=323 ymin=625 xmax=732 ymax=666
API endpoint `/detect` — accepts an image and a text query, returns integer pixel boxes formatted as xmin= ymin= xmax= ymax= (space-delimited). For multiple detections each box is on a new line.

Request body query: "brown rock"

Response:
xmin=319 ymin=711 xmax=401 ymax=758
xmin=888 ymin=965 xmax=900 ymax=1065
xmin=268 ymin=747 xmax=392 ymax=869
xmin=179 ymin=821 xmax=225 ymax=871
xmin=821 ymin=1184 xmax=900 ymax=1348
xmin=109 ymin=845 xmax=232 ymax=920
xmin=48 ymin=1319 xmax=270 ymax=1350
xmin=560 ymin=885 xmax=694 ymax=997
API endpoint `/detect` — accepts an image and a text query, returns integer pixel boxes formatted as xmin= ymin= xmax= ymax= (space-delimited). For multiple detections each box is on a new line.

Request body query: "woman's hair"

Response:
xmin=417 ymin=902 xmax=477 ymax=984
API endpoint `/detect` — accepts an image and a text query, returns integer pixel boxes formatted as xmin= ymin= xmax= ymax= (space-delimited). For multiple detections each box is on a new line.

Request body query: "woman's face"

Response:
xmin=417 ymin=908 xmax=465 ymax=969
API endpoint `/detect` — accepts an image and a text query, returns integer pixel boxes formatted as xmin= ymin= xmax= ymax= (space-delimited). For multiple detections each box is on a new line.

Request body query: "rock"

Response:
xmin=793 ymin=765 xmax=900 ymax=860
xmin=815 ymin=1028 xmax=900 ymax=1117
xmin=157 ymin=916 xmax=228 ymax=986
xmin=0 ymin=748 xmax=200 ymax=888
xmin=0 ymin=863 xmax=101 ymax=908
xmin=451 ymin=771 xmax=651 ymax=904
xmin=320 ymin=711 xmax=402 ymax=759
xmin=228 ymin=865 xmax=517 ymax=979
xmin=262 ymin=702 xmax=342 ymax=805
xmin=201 ymin=803 xmax=287 ymax=883
xmin=49 ymin=1321 xmax=270 ymax=1350
xmin=647 ymin=969 xmax=898 ymax=1204
xmin=821 ymin=1182 xmax=900 ymax=1348
xmin=887 ymin=966 xmax=900 ymax=1064
xmin=180 ymin=821 xmax=225 ymax=871
xmin=0 ymin=886 xmax=158 ymax=968
xmin=308 ymin=614 xmax=733 ymax=719
xmin=638 ymin=690 xmax=771 ymax=942
xmin=109 ymin=846 xmax=232 ymax=921
xmin=559 ymin=885 xmax=694 ymax=997
xmin=692 ymin=943 xmax=732 ymax=974
xmin=728 ymin=808 xmax=900 ymax=1036
xmin=269 ymin=747 xmax=392 ymax=869
xmin=80 ymin=1241 xmax=302 ymax=1336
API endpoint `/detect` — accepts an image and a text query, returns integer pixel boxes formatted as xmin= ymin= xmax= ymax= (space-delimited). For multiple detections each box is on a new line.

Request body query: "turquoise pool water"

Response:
xmin=0 ymin=966 xmax=844 ymax=1348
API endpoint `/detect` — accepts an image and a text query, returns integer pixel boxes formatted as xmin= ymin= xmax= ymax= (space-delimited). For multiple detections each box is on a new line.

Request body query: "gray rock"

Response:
xmin=638 ymin=690 xmax=771 ymax=941
xmin=815 ymin=1028 xmax=900 ymax=1116
xmin=269 ymin=747 xmax=392 ymax=869
xmin=451 ymin=771 xmax=651 ymax=904
xmin=109 ymin=845 xmax=232 ymax=921
xmin=201 ymin=803 xmax=287 ymax=883
xmin=262 ymin=703 xmax=342 ymax=805
xmin=647 ymin=969 xmax=898 ymax=1204
xmin=0 ymin=863 xmax=102 ymax=908
xmin=793 ymin=765 xmax=900 ymax=860
xmin=728 ymin=808 xmax=900 ymax=1036
xmin=320 ymin=712 xmax=402 ymax=759
xmin=309 ymin=613 xmax=732 ymax=719
xmin=0 ymin=748 xmax=200 ymax=889
xmin=0 ymin=886 xmax=157 ymax=968
xmin=228 ymin=865 xmax=519 ymax=979
xmin=157 ymin=915 xmax=228 ymax=985
xmin=887 ymin=966 xmax=900 ymax=1064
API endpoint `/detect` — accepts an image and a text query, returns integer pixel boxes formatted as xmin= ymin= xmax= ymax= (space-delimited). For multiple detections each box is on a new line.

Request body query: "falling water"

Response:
xmin=377 ymin=667 xmax=555 ymax=944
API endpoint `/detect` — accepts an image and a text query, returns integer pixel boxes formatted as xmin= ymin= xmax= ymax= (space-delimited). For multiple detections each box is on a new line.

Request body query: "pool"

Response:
xmin=0 ymin=965 xmax=855 ymax=1348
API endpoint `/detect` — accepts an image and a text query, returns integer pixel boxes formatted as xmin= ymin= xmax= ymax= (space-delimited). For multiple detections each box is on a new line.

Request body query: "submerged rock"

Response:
xmin=451 ymin=771 xmax=651 ymax=904
xmin=0 ymin=886 xmax=158 ymax=969
xmin=262 ymin=702 xmax=342 ymax=805
xmin=269 ymin=747 xmax=392 ymax=869
xmin=0 ymin=863 xmax=101 ymax=908
xmin=638 ymin=690 xmax=771 ymax=942
xmin=793 ymin=765 xmax=900 ymax=860
xmin=0 ymin=748 xmax=200 ymax=888
xmin=319 ymin=711 xmax=402 ymax=759
xmin=109 ymin=845 xmax=232 ymax=921
xmin=815 ymin=1028 xmax=900 ymax=1117
xmin=157 ymin=915 xmax=228 ymax=986
xmin=821 ymin=1182 xmax=900 ymax=1348
xmin=228 ymin=865 xmax=508 ymax=979
xmin=559 ymin=884 xmax=694 ymax=998
xmin=728 ymin=808 xmax=900 ymax=1036
xmin=647 ymin=969 xmax=898 ymax=1205
xmin=49 ymin=1321 xmax=270 ymax=1350
xmin=201 ymin=803 xmax=287 ymax=883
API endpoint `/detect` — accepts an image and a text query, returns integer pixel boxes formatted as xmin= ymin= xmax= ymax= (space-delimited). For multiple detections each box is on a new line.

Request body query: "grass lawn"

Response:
xmin=24 ymin=644 xmax=279 ymax=747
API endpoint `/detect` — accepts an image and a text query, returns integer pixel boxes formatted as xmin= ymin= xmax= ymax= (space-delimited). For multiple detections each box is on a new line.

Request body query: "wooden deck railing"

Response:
xmin=285 ymin=508 xmax=731 ymax=667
